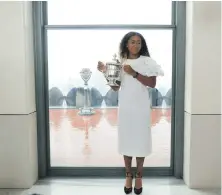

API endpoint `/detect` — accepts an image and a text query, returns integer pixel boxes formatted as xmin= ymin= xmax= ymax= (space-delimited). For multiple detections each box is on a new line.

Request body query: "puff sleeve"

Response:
xmin=141 ymin=57 xmax=164 ymax=77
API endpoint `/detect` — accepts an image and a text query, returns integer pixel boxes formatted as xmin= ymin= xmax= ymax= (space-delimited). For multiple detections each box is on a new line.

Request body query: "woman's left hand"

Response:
xmin=123 ymin=65 xmax=136 ymax=76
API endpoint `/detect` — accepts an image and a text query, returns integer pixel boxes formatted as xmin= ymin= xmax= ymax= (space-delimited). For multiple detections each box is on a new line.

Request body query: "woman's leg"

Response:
xmin=136 ymin=157 xmax=145 ymax=176
xmin=124 ymin=155 xmax=133 ymax=188
xmin=135 ymin=157 xmax=145 ymax=194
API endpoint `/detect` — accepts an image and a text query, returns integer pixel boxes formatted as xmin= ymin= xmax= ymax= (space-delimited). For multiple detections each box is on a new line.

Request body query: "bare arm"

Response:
xmin=135 ymin=73 xmax=156 ymax=88
xmin=123 ymin=65 xmax=156 ymax=88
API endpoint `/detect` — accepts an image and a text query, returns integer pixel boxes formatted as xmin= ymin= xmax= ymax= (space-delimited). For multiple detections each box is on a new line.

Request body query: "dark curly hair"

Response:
xmin=119 ymin=31 xmax=150 ymax=59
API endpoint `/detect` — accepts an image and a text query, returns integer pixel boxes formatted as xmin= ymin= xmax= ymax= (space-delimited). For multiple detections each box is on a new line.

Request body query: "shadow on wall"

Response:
xmin=48 ymin=87 xmax=172 ymax=107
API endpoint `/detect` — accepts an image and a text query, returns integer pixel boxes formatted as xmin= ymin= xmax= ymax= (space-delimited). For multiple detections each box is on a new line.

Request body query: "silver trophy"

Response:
xmin=78 ymin=68 xmax=95 ymax=116
xmin=104 ymin=54 xmax=122 ymax=86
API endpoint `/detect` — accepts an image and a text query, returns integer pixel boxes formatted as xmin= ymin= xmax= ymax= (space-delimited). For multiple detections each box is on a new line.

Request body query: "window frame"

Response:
xmin=32 ymin=1 xmax=186 ymax=179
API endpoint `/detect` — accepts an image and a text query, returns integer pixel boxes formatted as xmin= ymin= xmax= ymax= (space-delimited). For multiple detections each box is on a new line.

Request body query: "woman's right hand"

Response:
xmin=97 ymin=61 xmax=106 ymax=73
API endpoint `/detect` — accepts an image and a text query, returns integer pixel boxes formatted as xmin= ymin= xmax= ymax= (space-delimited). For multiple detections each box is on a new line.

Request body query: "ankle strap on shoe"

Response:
xmin=126 ymin=172 xmax=133 ymax=178
xmin=135 ymin=172 xmax=142 ymax=178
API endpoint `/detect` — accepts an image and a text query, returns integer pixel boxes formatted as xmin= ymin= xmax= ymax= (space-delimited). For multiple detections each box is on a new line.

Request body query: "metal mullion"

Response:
xmin=173 ymin=1 xmax=186 ymax=178
xmin=44 ymin=24 xmax=176 ymax=30
xmin=171 ymin=1 xmax=177 ymax=25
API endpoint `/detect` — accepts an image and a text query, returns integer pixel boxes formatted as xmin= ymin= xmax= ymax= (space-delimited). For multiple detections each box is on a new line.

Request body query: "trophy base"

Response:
xmin=107 ymin=80 xmax=120 ymax=87
xmin=78 ymin=107 xmax=95 ymax=116
xmin=106 ymin=83 xmax=120 ymax=87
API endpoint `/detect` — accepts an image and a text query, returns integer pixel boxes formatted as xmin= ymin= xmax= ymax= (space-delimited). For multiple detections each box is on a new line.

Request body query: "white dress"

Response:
xmin=118 ymin=55 xmax=164 ymax=157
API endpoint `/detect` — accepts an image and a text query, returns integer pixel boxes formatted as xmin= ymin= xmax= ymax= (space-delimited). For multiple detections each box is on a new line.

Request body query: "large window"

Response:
xmin=48 ymin=30 xmax=172 ymax=167
xmin=34 ymin=1 xmax=186 ymax=177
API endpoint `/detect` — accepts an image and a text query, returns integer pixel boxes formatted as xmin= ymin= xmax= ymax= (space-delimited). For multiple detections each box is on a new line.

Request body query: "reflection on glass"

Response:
xmin=50 ymin=108 xmax=171 ymax=167
xmin=48 ymin=30 xmax=172 ymax=167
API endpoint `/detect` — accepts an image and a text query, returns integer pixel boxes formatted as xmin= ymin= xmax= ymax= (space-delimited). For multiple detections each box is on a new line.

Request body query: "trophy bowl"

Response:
xmin=104 ymin=54 xmax=122 ymax=86
xmin=80 ymin=68 xmax=92 ymax=85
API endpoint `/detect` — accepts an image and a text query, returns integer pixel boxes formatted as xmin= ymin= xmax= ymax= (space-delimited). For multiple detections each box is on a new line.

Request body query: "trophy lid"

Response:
xmin=106 ymin=53 xmax=121 ymax=66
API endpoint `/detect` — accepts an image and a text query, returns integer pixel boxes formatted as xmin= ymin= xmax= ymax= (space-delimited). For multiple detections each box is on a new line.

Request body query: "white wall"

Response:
xmin=0 ymin=2 xmax=38 ymax=188
xmin=184 ymin=1 xmax=221 ymax=189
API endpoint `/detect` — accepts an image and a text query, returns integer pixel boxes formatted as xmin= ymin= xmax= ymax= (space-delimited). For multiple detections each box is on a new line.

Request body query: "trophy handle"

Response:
xmin=103 ymin=70 xmax=107 ymax=79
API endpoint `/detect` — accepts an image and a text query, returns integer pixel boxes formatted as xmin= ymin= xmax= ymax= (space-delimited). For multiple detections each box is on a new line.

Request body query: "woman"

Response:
xmin=97 ymin=32 xmax=164 ymax=194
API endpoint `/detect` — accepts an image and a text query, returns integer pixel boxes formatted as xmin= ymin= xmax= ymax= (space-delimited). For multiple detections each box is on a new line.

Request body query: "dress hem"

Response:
xmin=118 ymin=151 xmax=152 ymax=158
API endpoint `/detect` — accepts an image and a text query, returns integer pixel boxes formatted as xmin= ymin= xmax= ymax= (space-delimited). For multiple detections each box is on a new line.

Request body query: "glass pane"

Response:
xmin=48 ymin=29 xmax=172 ymax=167
xmin=47 ymin=0 xmax=172 ymax=25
